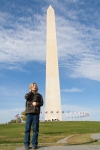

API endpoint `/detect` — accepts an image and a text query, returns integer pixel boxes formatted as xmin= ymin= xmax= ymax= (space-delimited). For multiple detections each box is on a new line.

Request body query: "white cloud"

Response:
xmin=0 ymin=86 xmax=25 ymax=97
xmin=61 ymin=87 xmax=83 ymax=92
xmin=0 ymin=13 xmax=46 ymax=63
xmin=0 ymin=1 xmax=100 ymax=83
xmin=70 ymin=58 xmax=100 ymax=81
xmin=56 ymin=16 xmax=100 ymax=82
xmin=62 ymin=104 xmax=90 ymax=112
xmin=0 ymin=108 xmax=24 ymax=124
xmin=62 ymin=104 xmax=100 ymax=121
xmin=0 ymin=62 xmax=28 ymax=72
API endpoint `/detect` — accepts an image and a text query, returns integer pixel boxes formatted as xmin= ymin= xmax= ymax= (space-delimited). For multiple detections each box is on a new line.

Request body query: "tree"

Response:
xmin=10 ymin=119 xmax=16 ymax=123
xmin=21 ymin=111 xmax=26 ymax=121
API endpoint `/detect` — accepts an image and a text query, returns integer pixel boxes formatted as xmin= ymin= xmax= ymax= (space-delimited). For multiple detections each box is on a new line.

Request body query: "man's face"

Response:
xmin=31 ymin=84 xmax=37 ymax=92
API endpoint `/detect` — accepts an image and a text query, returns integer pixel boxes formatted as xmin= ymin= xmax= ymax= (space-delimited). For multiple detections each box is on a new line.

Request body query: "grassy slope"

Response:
xmin=0 ymin=121 xmax=100 ymax=144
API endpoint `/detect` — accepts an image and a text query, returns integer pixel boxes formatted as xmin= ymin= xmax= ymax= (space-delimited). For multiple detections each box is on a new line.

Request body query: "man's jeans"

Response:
xmin=24 ymin=113 xmax=39 ymax=147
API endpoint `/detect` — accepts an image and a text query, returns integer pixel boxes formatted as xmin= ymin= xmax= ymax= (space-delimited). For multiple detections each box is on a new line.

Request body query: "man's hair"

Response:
xmin=29 ymin=82 xmax=38 ymax=93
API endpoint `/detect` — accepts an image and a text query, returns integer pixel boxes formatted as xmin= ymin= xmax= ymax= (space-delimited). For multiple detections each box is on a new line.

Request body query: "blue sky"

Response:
xmin=0 ymin=0 xmax=100 ymax=123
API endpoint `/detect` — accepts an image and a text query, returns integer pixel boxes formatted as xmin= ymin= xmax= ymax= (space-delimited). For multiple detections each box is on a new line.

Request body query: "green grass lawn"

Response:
xmin=0 ymin=121 xmax=100 ymax=144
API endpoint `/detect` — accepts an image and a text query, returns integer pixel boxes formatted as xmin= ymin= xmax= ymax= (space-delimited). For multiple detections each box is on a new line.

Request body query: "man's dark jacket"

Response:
xmin=25 ymin=91 xmax=43 ymax=114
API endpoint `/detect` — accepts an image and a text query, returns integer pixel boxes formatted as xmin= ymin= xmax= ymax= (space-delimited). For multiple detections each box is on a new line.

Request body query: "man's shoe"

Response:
xmin=32 ymin=146 xmax=37 ymax=149
xmin=25 ymin=147 xmax=29 ymax=150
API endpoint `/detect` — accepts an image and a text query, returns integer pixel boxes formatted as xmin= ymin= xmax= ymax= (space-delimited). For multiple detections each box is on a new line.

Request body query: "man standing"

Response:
xmin=24 ymin=82 xmax=43 ymax=150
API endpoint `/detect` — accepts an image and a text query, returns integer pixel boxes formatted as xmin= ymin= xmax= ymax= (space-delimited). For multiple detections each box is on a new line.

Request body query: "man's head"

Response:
xmin=29 ymin=83 xmax=38 ymax=93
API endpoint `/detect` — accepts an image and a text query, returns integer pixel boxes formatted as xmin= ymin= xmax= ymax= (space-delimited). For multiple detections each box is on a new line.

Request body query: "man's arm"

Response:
xmin=25 ymin=91 xmax=33 ymax=101
xmin=33 ymin=95 xmax=43 ymax=107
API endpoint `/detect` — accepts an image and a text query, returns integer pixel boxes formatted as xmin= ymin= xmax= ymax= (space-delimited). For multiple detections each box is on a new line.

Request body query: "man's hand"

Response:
xmin=32 ymin=102 xmax=37 ymax=106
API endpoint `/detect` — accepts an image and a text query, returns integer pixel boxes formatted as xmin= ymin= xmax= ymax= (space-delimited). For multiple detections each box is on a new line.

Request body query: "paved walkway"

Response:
xmin=15 ymin=145 xmax=100 ymax=150
xmin=56 ymin=135 xmax=74 ymax=143
xmin=15 ymin=133 xmax=100 ymax=150
xmin=91 ymin=133 xmax=100 ymax=141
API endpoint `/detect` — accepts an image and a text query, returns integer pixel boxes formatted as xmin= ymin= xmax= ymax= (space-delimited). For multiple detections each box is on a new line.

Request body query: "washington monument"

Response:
xmin=45 ymin=6 xmax=62 ymax=121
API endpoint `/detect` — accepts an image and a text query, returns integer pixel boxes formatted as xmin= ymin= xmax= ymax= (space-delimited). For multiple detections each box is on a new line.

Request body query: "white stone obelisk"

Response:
xmin=45 ymin=5 xmax=62 ymax=121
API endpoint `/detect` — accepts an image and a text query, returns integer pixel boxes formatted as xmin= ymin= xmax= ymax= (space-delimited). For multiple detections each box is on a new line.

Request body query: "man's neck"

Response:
xmin=32 ymin=91 xmax=36 ymax=94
